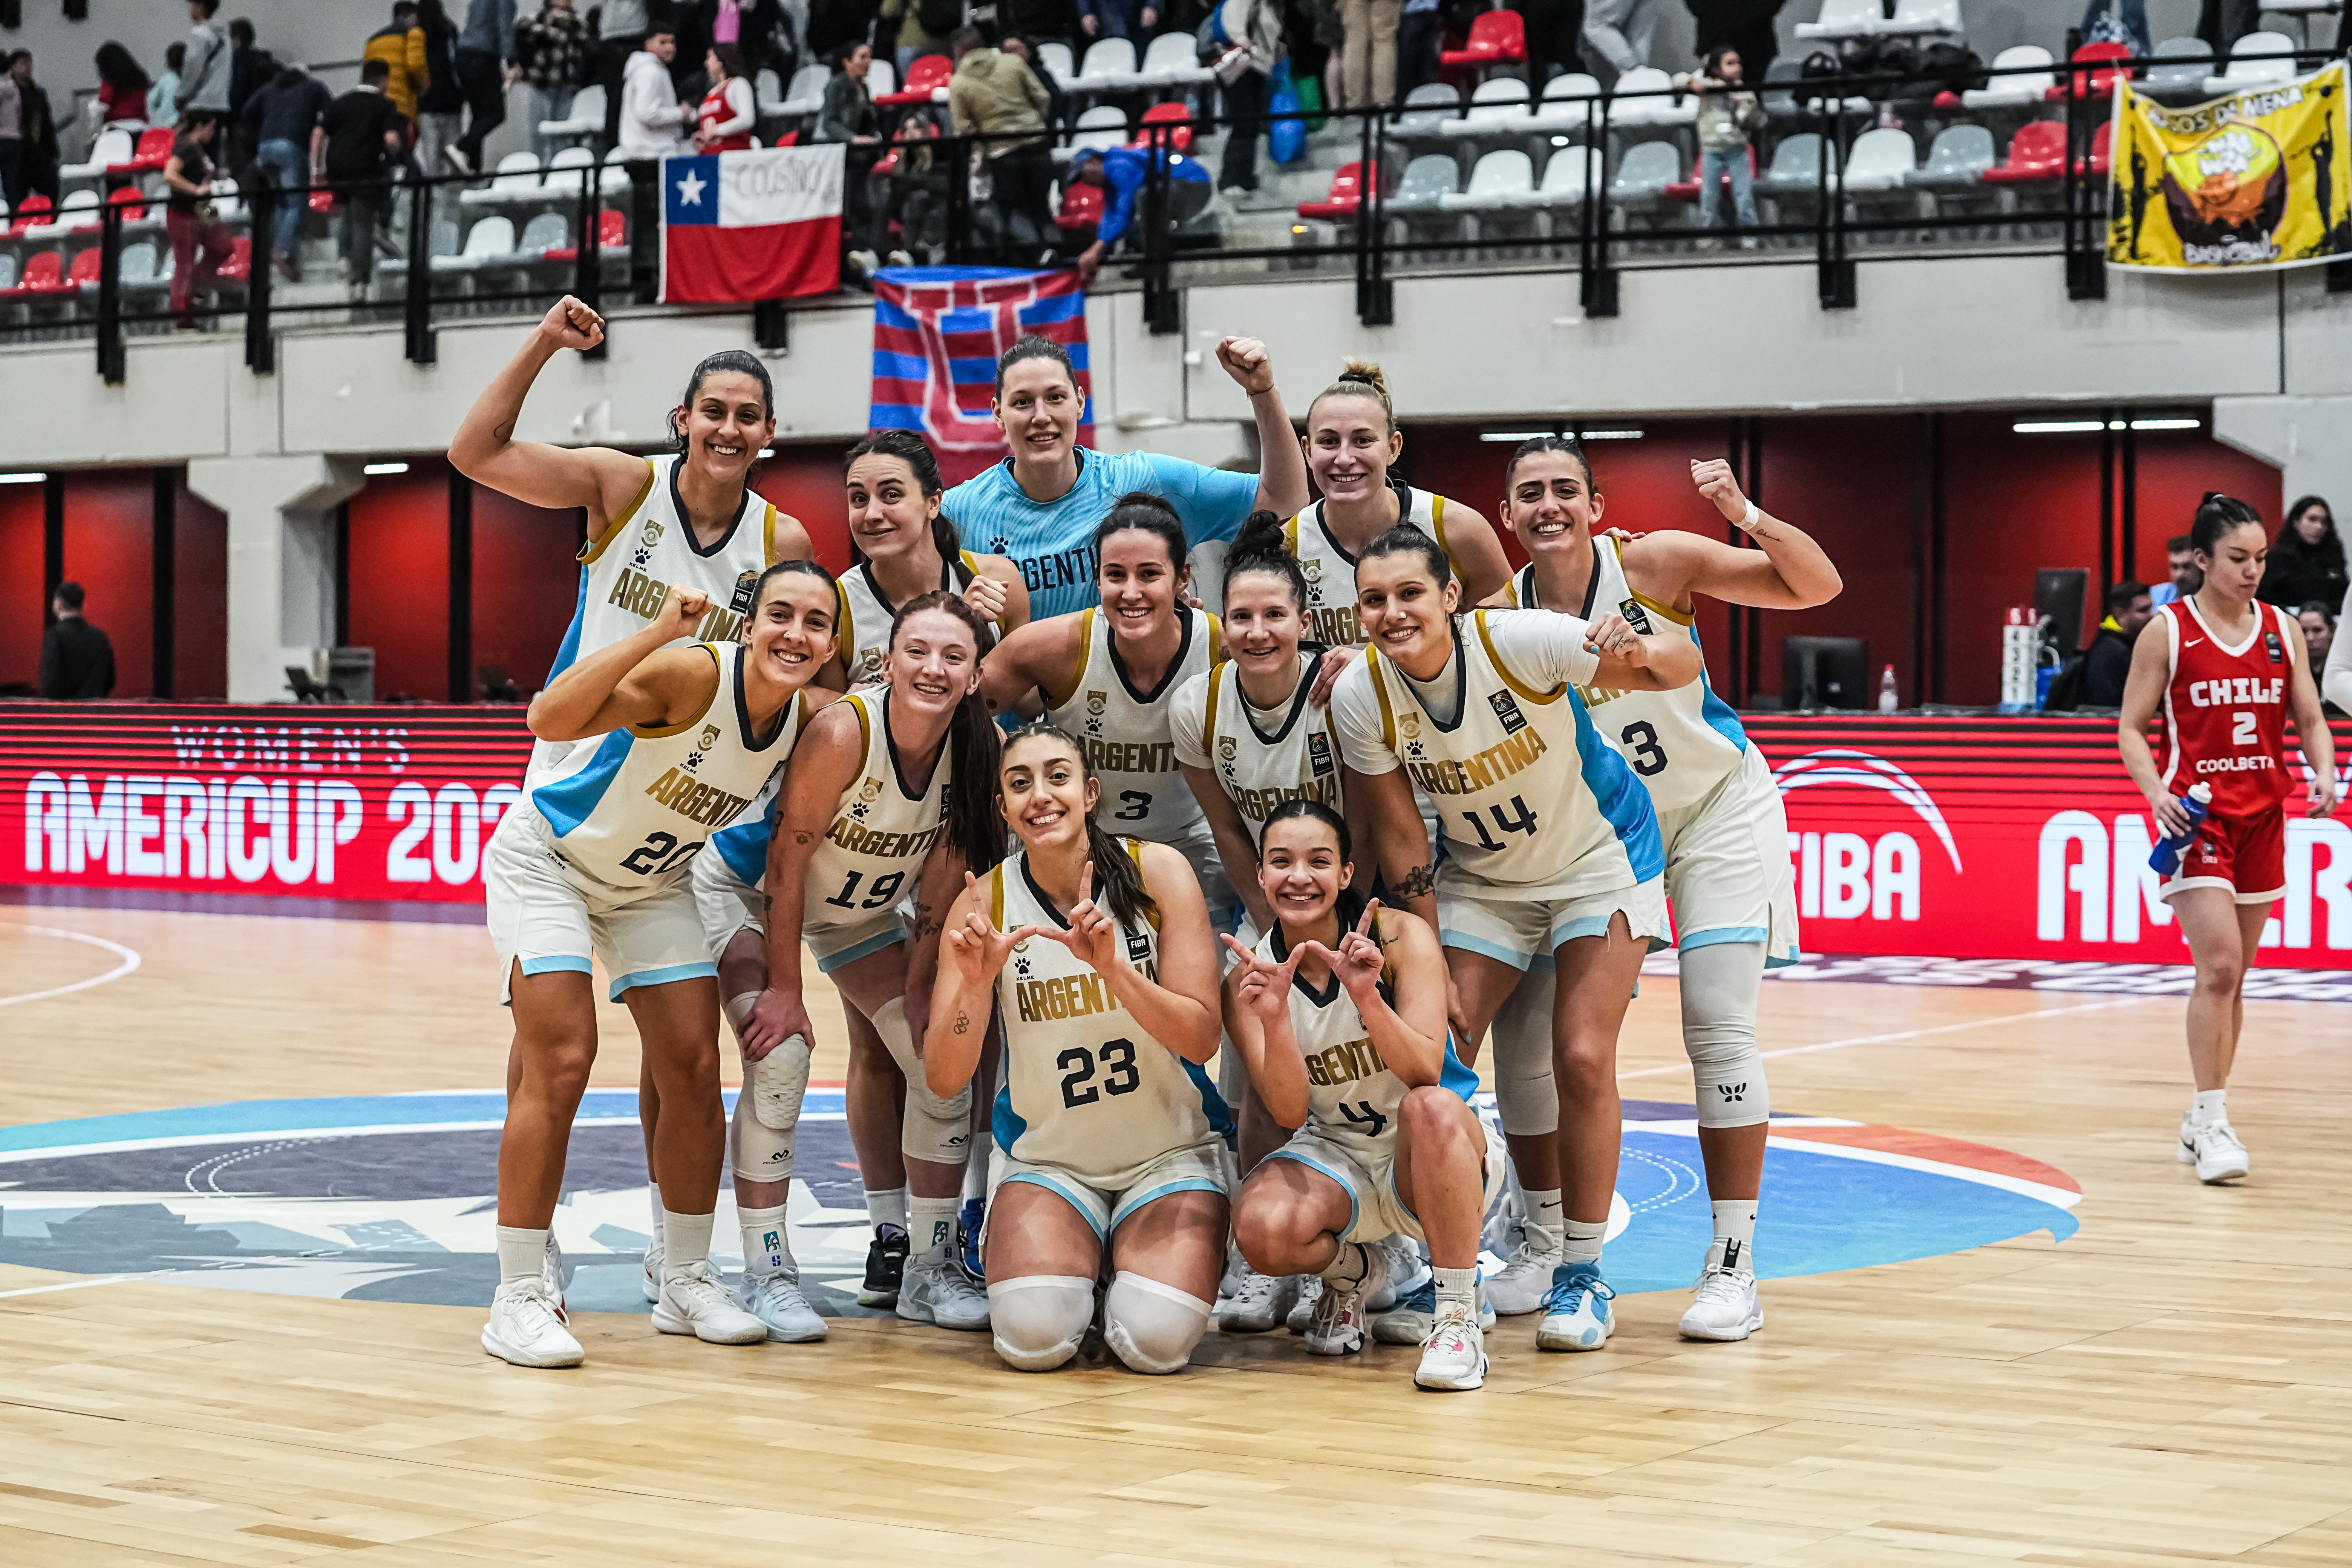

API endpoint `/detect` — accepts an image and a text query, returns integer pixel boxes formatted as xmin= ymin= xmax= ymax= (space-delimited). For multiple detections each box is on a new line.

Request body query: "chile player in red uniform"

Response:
xmin=2119 ymin=494 xmax=2338 ymax=1184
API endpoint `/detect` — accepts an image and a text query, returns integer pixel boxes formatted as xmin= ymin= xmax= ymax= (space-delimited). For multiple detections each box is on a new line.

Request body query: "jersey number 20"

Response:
xmin=620 ymin=831 xmax=703 ymax=876
xmin=1059 ymin=1038 xmax=1140 ymax=1107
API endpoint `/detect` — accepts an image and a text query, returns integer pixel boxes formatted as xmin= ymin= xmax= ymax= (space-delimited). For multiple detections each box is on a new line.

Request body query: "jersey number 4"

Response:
xmin=1339 ymin=1100 xmax=1389 ymax=1138
xmin=1059 ymin=1038 xmax=1140 ymax=1107
xmin=619 ymin=831 xmax=703 ymax=876
xmin=1460 ymin=795 xmax=1540 ymax=852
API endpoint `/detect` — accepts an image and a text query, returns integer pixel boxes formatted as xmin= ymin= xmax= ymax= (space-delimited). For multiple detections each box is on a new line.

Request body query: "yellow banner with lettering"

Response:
xmin=2107 ymin=60 xmax=2350 ymax=272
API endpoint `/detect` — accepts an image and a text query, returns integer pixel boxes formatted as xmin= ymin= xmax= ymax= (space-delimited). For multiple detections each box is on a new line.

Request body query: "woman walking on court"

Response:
xmin=2119 ymin=492 xmax=2337 ymax=1184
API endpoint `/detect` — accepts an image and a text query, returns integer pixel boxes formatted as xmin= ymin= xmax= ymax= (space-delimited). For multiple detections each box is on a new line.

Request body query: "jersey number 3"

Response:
xmin=1059 ymin=1038 xmax=1140 ymax=1107
xmin=1621 ymin=721 xmax=1668 ymax=776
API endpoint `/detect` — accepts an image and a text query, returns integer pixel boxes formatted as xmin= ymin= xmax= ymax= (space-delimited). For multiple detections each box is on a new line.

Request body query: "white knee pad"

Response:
xmin=986 ymin=1275 xmax=1095 ymax=1372
xmin=873 ymin=995 xmax=973 ymax=1165
xmin=1103 ymin=1271 xmax=1213 ymax=1376
xmin=1679 ymin=941 xmax=1769 ymax=1129
xmin=724 ymin=994 xmax=812 ymax=1182
xmin=1489 ymin=969 xmax=1559 ymax=1138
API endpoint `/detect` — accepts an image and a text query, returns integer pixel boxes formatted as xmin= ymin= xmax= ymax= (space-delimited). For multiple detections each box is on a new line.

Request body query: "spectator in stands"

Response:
xmin=4 ymin=52 xmax=62 ymax=208
xmin=1684 ymin=0 xmax=1778 ymax=93
xmin=364 ymin=3 xmax=430 ymax=125
xmin=881 ymin=0 xmax=958 ymax=78
xmin=2196 ymin=0 xmax=2261 ymax=58
xmin=694 ymin=43 xmax=758 ymax=149
xmin=2299 ymin=600 xmax=2336 ymax=674
xmin=2260 ymin=495 xmax=2347 ymax=613
xmin=818 ymin=41 xmax=884 ymax=274
xmin=1070 ymin=138 xmax=1208 ymax=282
xmin=164 ymin=110 xmax=235 ymax=331
xmin=1078 ymin=0 xmax=1156 ymax=43
xmin=152 ymin=43 xmax=187 ymax=129
xmin=619 ymin=23 xmax=697 ymax=157
xmin=2082 ymin=579 xmax=2151 ymax=707
xmin=183 ymin=0 xmax=233 ymax=114
xmin=1002 ymin=33 xmax=1069 ymax=134
xmin=1686 ymin=44 xmax=1761 ymax=245
xmin=1210 ymin=0 xmax=1282 ymax=196
xmin=323 ymin=59 xmax=408 ymax=292
xmin=228 ymin=20 xmax=279 ymax=140
xmin=1582 ymin=0 xmax=1657 ymax=82
xmin=0 ymin=55 xmax=24 ymax=211
xmin=2081 ymin=0 xmax=2151 ymax=59
xmin=1335 ymin=0 xmax=1401 ymax=109
xmin=38 ymin=583 xmax=115 ymax=701
xmin=596 ymin=0 xmax=651 ymax=148
xmin=2150 ymin=534 xmax=2200 ymax=606
xmin=518 ymin=0 xmax=588 ymax=165
xmin=93 ymin=43 xmax=153 ymax=129
xmin=447 ymin=0 xmax=521 ymax=176
xmin=887 ymin=109 xmax=949 ymax=262
xmin=687 ymin=0 xmax=783 ymax=88
xmin=1513 ymin=0 xmax=1586 ymax=92
xmin=415 ymin=0 xmax=467 ymax=175
xmin=949 ymin=25 xmax=1055 ymax=262
xmin=244 ymin=63 xmax=332 ymax=280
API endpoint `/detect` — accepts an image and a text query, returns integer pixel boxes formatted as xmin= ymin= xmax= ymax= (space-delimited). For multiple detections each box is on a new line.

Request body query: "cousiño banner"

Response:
xmin=7 ymin=710 xmax=2350 ymax=964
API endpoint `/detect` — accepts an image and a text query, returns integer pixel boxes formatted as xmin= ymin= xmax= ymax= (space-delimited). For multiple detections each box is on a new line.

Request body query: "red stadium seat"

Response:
xmin=542 ymin=208 xmax=626 ymax=262
xmin=1440 ymin=10 xmax=1526 ymax=70
xmin=113 ymin=126 xmax=176 ymax=175
xmin=61 ymin=247 xmax=104 ymax=292
xmin=1296 ymin=159 xmax=1380 ymax=219
xmin=3 ymin=251 xmax=66 ymax=296
xmin=2047 ymin=40 xmax=2132 ymax=101
xmin=1664 ymin=144 xmax=1755 ymax=202
xmin=875 ymin=53 xmax=952 ymax=106
xmin=1132 ymin=101 xmax=1194 ymax=155
xmin=1056 ymin=179 xmax=1105 ymax=235
xmin=2080 ymin=118 xmax=2113 ymax=177
xmin=109 ymin=185 xmax=147 ymax=223
xmin=216 ymin=236 xmax=253 ymax=282
xmin=309 ymin=189 xmax=338 ymax=214
xmin=1980 ymin=120 xmax=2069 ymax=184
xmin=6 ymin=193 xmax=52 ymax=234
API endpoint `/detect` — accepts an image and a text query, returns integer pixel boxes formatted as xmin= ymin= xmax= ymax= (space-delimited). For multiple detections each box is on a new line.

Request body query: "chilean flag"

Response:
xmin=660 ymin=144 xmax=844 ymax=303
xmin=869 ymin=266 xmax=1092 ymax=485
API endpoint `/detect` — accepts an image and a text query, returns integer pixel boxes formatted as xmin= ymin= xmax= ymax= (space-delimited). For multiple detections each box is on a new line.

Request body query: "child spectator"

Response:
xmin=151 ymin=42 xmax=188 ymax=128
xmin=1685 ymin=44 xmax=1762 ymax=243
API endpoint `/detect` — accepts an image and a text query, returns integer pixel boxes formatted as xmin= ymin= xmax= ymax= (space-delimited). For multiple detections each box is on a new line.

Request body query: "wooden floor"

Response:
xmin=4 ymin=902 xmax=2351 ymax=1566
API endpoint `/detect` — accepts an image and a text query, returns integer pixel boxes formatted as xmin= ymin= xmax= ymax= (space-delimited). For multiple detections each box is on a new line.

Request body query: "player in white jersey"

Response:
xmin=480 ymin=568 xmax=837 ymax=1367
xmin=926 ymin=724 xmax=1231 ymax=1375
xmin=743 ymin=594 xmax=1004 ymax=1331
xmin=1332 ymin=527 xmax=1699 ymax=1353
xmin=981 ymin=493 xmax=1233 ymax=918
xmin=1491 ymin=439 xmax=1842 ymax=1342
xmin=453 ymin=296 xmax=822 ymax=1291
xmin=834 ymin=430 xmax=1029 ymax=686
xmin=1217 ymin=801 xmax=1502 ymax=1389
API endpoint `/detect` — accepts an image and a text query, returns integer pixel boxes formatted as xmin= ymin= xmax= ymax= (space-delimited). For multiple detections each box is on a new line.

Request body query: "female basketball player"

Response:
xmin=482 ymin=564 xmax=838 ymax=1367
xmin=925 ymin=724 xmax=1231 ymax=1375
xmin=835 ymin=430 xmax=1029 ymax=685
xmin=1332 ymin=527 xmax=1698 ymax=1353
xmin=453 ymin=296 xmax=823 ymax=1300
xmin=979 ymin=494 xmax=1232 ymax=920
xmin=941 ymin=334 xmax=1311 ymax=621
xmin=1288 ymin=362 xmax=1512 ymax=676
xmin=745 ymin=594 xmax=1003 ymax=1330
xmin=1220 ymin=801 xmax=1504 ymax=1390
xmin=2120 ymin=493 xmax=2337 ymax=1184
xmin=1488 ymin=439 xmax=1841 ymax=1343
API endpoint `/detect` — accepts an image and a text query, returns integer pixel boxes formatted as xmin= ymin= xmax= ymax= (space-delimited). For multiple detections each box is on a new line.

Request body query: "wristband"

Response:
xmin=1741 ymin=500 xmax=1761 ymax=531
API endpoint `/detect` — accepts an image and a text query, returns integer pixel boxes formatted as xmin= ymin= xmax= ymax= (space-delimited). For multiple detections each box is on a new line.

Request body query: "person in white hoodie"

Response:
xmin=619 ymin=22 xmax=694 ymax=159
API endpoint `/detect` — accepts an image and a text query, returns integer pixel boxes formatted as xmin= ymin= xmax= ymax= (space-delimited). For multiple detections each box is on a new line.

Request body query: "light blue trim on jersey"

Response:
xmin=1565 ymin=690 xmax=1665 ymax=882
xmin=992 ymin=1084 xmax=1029 ymax=1155
xmin=1438 ymin=926 xmax=1539 ymax=973
xmin=1264 ymin=1146 xmax=1360 ymax=1240
xmin=998 ymin=1170 xmax=1106 ymax=1237
xmin=812 ymin=922 xmax=908 ymax=974
xmin=1438 ymin=1039 xmax=1480 ymax=1103
xmin=532 ymin=727 xmax=635 ymax=838
xmin=520 ymin=955 xmax=593 ymax=977
xmin=1110 ymin=1177 xmax=1229 ymax=1234
xmin=608 ymin=960 xmax=717 ymax=1000
xmin=1182 ymin=1059 xmax=1236 ymax=1142
xmin=1680 ymin=925 xmax=1767 ymax=950
xmin=712 ymin=810 xmax=772 ymax=888
xmin=1766 ymin=945 xmax=1802 ymax=969
xmin=1697 ymin=669 xmax=1750 ymax=752
xmin=545 ymin=567 xmax=591 ymax=684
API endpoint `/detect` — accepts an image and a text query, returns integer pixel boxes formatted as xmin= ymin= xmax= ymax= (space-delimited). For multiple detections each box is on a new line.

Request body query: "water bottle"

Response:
xmin=2148 ymin=782 xmax=2213 ymax=876
xmin=1877 ymin=665 xmax=1899 ymax=713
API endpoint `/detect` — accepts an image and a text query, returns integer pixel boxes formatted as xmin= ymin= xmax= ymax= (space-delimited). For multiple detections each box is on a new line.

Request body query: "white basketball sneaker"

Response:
xmin=1217 ymin=1262 xmax=1301 ymax=1333
xmin=1373 ymin=1276 xmax=1496 ymax=1344
xmin=1285 ymin=1274 xmax=1322 ymax=1333
xmin=737 ymin=1270 xmax=829 ymax=1343
xmin=652 ymin=1260 xmax=769 ymax=1344
xmin=640 ymin=1229 xmax=664 ymax=1304
xmin=1413 ymin=1300 xmax=1487 ymax=1391
xmin=1367 ymin=1235 xmax=1428 ymax=1313
xmin=1678 ymin=1239 xmax=1763 ymax=1342
xmin=542 ymin=1233 xmax=572 ymax=1317
xmin=898 ymin=1252 xmax=992 ymax=1331
xmin=1533 ymin=1261 xmax=1616 ymax=1352
xmin=1303 ymin=1247 xmax=1387 ymax=1357
xmin=482 ymin=1277 xmax=585 ymax=1368
xmin=2188 ymin=1119 xmax=2251 ymax=1184
xmin=1485 ymin=1237 xmax=1566 ymax=1317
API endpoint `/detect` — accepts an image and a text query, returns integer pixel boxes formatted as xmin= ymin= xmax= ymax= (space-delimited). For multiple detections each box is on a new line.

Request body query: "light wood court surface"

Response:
xmin=5 ymin=903 xmax=2351 ymax=1566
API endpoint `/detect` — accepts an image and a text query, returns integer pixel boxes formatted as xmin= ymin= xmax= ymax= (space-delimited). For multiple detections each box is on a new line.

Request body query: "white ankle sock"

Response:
xmin=647 ymin=1184 xmax=665 ymax=1236
xmin=865 ymin=1185 xmax=910 ymax=1232
xmin=1563 ymin=1218 xmax=1605 ymax=1267
xmin=1712 ymin=1198 xmax=1758 ymax=1269
xmin=1320 ymin=1241 xmax=1370 ymax=1289
xmin=662 ymin=1209 xmax=714 ymax=1276
xmin=1524 ymin=1187 xmax=1565 ymax=1254
xmin=496 ymin=1225 xmax=548 ymax=1286
xmin=911 ymin=1195 xmax=960 ymax=1260
xmin=2193 ymin=1088 xmax=2227 ymax=1124
xmin=1435 ymin=1265 xmax=1478 ymax=1315
xmin=740 ymin=1204 xmax=790 ymax=1280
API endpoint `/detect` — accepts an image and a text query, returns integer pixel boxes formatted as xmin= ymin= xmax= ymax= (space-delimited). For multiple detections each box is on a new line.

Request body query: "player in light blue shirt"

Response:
xmin=942 ymin=334 xmax=1311 ymax=620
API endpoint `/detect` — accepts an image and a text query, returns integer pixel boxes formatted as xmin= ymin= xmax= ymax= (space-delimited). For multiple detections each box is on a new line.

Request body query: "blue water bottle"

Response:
xmin=2148 ymin=782 xmax=2213 ymax=876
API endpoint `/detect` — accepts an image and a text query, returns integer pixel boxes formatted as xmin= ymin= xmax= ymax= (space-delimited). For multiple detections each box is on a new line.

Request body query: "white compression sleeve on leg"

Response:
xmin=726 ymin=999 xmax=812 ymax=1182
xmin=986 ymin=1275 xmax=1095 ymax=1371
xmin=873 ymin=995 xmax=974 ymax=1165
xmin=1679 ymin=940 xmax=1769 ymax=1128
xmin=1103 ymin=1271 xmax=1213 ymax=1375
xmin=1488 ymin=968 xmax=1559 ymax=1138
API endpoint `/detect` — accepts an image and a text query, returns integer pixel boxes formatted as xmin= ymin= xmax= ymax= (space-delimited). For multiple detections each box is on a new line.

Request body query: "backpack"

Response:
xmin=1914 ymin=40 xmax=1988 ymax=93
xmin=2043 ymin=650 xmax=2090 ymax=712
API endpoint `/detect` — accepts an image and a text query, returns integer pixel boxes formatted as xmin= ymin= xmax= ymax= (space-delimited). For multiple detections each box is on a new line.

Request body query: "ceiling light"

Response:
xmin=2013 ymin=420 xmax=2107 ymax=433
xmin=758 ymin=448 xmax=775 ymax=458
xmin=0 ymin=471 xmax=46 ymax=484
xmin=363 ymin=461 xmax=409 ymax=475
xmin=1479 ymin=431 xmax=1553 ymax=442
xmin=2130 ymin=417 xmax=2200 ymax=431
xmin=1582 ymin=429 xmax=1645 ymax=439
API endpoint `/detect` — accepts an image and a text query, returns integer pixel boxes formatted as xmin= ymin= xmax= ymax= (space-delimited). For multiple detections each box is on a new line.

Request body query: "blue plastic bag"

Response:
xmin=1268 ymin=58 xmax=1304 ymax=164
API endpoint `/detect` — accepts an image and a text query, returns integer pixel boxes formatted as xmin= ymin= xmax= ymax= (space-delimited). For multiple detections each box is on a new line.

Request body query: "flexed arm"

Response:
xmin=450 ymin=298 xmax=652 ymax=525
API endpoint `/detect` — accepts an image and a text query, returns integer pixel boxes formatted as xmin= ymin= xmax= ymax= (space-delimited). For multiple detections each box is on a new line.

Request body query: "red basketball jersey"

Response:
xmin=698 ymin=84 xmax=753 ymax=152
xmin=2158 ymin=596 xmax=2299 ymax=818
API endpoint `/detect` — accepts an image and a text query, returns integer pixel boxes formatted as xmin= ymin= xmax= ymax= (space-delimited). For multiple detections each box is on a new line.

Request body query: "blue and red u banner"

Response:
xmin=869 ymin=266 xmax=1092 ymax=485
xmin=660 ymin=144 xmax=845 ymax=303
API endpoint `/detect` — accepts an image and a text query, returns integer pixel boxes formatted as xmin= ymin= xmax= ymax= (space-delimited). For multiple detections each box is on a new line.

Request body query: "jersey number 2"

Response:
xmin=2231 ymin=710 xmax=2257 ymax=747
xmin=1058 ymin=1038 xmax=1140 ymax=1107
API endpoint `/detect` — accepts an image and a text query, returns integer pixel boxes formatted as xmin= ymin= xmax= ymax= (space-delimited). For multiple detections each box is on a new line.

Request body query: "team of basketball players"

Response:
xmin=449 ymin=297 xmax=2334 ymax=1390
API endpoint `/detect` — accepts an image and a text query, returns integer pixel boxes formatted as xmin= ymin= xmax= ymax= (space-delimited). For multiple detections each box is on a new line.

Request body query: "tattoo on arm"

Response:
xmin=793 ymin=830 xmax=815 ymax=845
xmin=493 ymin=418 xmax=516 ymax=441
xmin=952 ymin=1011 xmax=971 ymax=1035
xmin=1395 ymin=862 xmax=1436 ymax=900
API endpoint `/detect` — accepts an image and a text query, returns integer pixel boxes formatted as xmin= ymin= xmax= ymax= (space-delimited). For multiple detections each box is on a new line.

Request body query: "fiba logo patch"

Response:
xmin=1308 ymin=732 xmax=1335 ymax=777
xmin=1085 ymin=690 xmax=1106 ymax=735
xmin=1618 ymin=597 xmax=1655 ymax=635
xmin=1125 ymin=931 xmax=1153 ymax=964
xmin=700 ymin=724 xmax=721 ymax=750
xmin=1489 ymin=690 xmax=1528 ymax=735
xmin=730 ymin=571 xmax=760 ymax=615
xmin=1398 ymin=712 xmax=1420 ymax=741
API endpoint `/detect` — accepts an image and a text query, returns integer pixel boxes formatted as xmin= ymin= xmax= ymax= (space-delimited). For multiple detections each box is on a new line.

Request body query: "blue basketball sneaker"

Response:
xmin=1534 ymin=1261 xmax=1615 ymax=1352
xmin=958 ymin=1197 xmax=986 ymax=1277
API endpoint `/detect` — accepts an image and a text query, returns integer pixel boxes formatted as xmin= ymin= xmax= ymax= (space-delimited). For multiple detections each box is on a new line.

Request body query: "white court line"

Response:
xmin=0 ymin=925 xmax=142 ymax=1009
xmin=0 ymin=1274 xmax=147 ymax=1300
xmin=1618 ymin=995 xmax=2151 ymax=1080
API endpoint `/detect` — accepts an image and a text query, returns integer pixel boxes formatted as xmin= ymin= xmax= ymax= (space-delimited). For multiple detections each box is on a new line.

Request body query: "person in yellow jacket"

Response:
xmin=363 ymin=1 xmax=431 ymax=122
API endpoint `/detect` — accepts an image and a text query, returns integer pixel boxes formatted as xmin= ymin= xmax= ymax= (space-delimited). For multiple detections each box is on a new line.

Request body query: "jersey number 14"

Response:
xmin=1460 ymin=795 xmax=1540 ymax=852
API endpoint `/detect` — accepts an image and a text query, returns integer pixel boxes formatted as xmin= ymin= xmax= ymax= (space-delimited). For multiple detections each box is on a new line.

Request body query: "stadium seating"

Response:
xmin=1055 ymin=179 xmax=1104 ymax=241
xmin=1298 ymin=161 xmax=1379 ymax=219
xmin=1609 ymin=68 xmax=1695 ymax=129
xmin=1530 ymin=145 xmax=1604 ymax=233
xmin=461 ymin=152 xmax=544 ymax=210
xmin=1842 ymin=127 xmax=1919 ymax=193
xmin=1529 ymin=73 xmax=1603 ymax=133
xmin=1039 ymin=41 xmax=1076 ymax=81
xmin=1134 ymin=33 xmax=1214 ymax=89
xmin=113 ymin=127 xmax=175 ymax=176
xmin=59 ymin=128 xmax=135 ymax=189
xmin=1439 ymin=11 xmax=1527 ymax=84
xmin=2144 ymin=37 xmax=2216 ymax=101
xmin=539 ymin=84 xmax=607 ymax=145
xmin=2259 ymin=0 xmax=2341 ymax=46
xmin=1057 ymin=105 xmax=1130 ymax=167
xmin=2207 ymin=31 xmax=2298 ymax=93
xmin=5 ymin=193 xmax=51 ymax=235
xmin=1437 ymin=77 xmax=1530 ymax=138
xmin=1382 ymin=154 xmax=1459 ymax=221
xmin=1135 ymin=101 xmax=1195 ymax=155
xmin=1388 ymin=83 xmax=1465 ymax=144
xmin=1963 ymin=45 xmax=2056 ymax=110
xmin=1068 ymin=38 xmax=1138 ymax=98
xmin=1796 ymin=0 xmax=1881 ymax=41
xmin=1607 ymin=138 xmax=1681 ymax=220
xmin=1873 ymin=0 xmax=1962 ymax=36
xmin=1442 ymin=149 xmax=1533 ymax=214
xmin=2050 ymin=41 xmax=2132 ymax=101
xmin=1907 ymin=122 xmax=1994 ymax=193
xmin=541 ymin=208 xmax=626 ymax=263
xmin=1755 ymin=131 xmax=1837 ymax=226
xmin=765 ymin=67 xmax=827 ymax=118
xmin=876 ymin=54 xmax=952 ymax=106
xmin=1980 ymin=120 xmax=2068 ymax=186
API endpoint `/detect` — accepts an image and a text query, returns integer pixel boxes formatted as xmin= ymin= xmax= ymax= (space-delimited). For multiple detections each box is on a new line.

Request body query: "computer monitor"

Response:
xmin=2035 ymin=568 xmax=2089 ymax=654
xmin=1782 ymin=636 xmax=1869 ymax=710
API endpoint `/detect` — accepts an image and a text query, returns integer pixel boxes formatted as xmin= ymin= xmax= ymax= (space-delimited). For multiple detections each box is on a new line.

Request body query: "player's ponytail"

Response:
xmin=1222 ymin=508 xmax=1308 ymax=609
xmin=1002 ymin=721 xmax=1158 ymax=932
xmin=890 ymin=590 xmax=1004 ymax=877
xmin=2190 ymin=492 xmax=2265 ymax=559
xmin=845 ymin=429 xmax=975 ymax=588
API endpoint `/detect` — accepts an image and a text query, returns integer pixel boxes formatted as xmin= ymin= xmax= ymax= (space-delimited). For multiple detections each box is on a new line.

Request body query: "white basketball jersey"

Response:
xmin=1286 ymin=482 xmax=1461 ymax=650
xmin=802 ymin=691 xmax=949 ymax=937
xmin=1336 ymin=608 xmax=1663 ymax=899
xmin=836 ymin=551 xmax=1005 ymax=686
xmin=989 ymin=844 xmax=1231 ymax=1187
xmin=1507 ymin=537 xmax=1750 ymax=813
xmin=1170 ymin=651 xmax=1344 ymax=835
xmin=1042 ymin=605 xmax=1222 ymax=848
xmin=526 ymin=642 xmax=802 ymax=888
xmin=1257 ymin=913 xmax=1478 ymax=1159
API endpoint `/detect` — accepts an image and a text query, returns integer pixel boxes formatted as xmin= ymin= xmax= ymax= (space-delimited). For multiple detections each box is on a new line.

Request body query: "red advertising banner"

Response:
xmin=6 ymin=709 xmax=2349 ymax=967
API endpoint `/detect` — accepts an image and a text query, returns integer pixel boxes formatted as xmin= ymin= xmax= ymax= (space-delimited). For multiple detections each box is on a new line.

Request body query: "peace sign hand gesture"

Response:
xmin=1030 ymin=861 xmax=1124 ymax=976
xmin=1314 ymin=899 xmax=1386 ymax=998
xmin=1220 ymin=931 xmax=1305 ymax=1025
